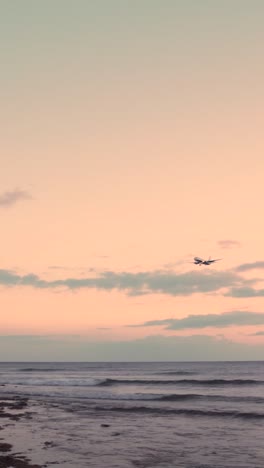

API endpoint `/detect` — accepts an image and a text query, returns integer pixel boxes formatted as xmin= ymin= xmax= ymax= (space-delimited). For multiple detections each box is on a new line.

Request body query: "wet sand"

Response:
xmin=0 ymin=397 xmax=42 ymax=468
xmin=0 ymin=395 xmax=96 ymax=468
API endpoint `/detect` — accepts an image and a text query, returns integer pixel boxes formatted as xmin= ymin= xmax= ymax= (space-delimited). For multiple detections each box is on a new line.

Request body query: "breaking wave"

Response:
xmin=4 ymin=377 xmax=264 ymax=389
xmin=158 ymin=371 xmax=197 ymax=376
xmin=97 ymin=378 xmax=264 ymax=387
xmin=93 ymin=405 xmax=264 ymax=420
xmin=19 ymin=368 xmax=59 ymax=372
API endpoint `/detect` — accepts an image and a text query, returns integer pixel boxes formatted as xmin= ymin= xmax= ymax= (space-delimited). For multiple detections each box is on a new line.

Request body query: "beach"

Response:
xmin=0 ymin=397 xmax=41 ymax=467
xmin=0 ymin=361 xmax=264 ymax=467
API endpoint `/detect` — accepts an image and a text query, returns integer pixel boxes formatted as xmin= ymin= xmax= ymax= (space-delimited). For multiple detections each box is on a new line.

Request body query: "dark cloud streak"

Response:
xmin=236 ymin=261 xmax=264 ymax=272
xmin=128 ymin=311 xmax=264 ymax=330
xmin=225 ymin=287 xmax=264 ymax=298
xmin=0 ymin=268 xmax=245 ymax=297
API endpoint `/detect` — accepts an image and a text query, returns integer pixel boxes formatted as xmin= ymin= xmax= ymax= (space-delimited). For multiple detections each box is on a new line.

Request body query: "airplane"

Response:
xmin=193 ymin=256 xmax=222 ymax=266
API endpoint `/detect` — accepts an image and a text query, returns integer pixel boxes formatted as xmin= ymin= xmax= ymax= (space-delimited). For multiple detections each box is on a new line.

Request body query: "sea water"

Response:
xmin=0 ymin=361 xmax=264 ymax=467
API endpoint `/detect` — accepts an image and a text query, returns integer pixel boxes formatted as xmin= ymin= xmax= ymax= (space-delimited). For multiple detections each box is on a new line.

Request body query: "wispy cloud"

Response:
xmin=250 ymin=331 xmax=264 ymax=336
xmin=0 ymin=268 xmax=248 ymax=296
xmin=0 ymin=189 xmax=32 ymax=207
xmin=236 ymin=261 xmax=264 ymax=272
xmin=48 ymin=266 xmax=96 ymax=273
xmin=127 ymin=311 xmax=264 ymax=330
xmin=225 ymin=287 xmax=264 ymax=298
xmin=218 ymin=240 xmax=241 ymax=249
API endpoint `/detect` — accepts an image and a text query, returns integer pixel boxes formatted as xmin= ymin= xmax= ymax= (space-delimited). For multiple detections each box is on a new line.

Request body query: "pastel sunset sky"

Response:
xmin=1 ymin=1 xmax=264 ymax=360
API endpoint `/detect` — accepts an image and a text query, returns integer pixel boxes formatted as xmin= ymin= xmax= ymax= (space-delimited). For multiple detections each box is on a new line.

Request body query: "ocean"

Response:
xmin=0 ymin=361 xmax=264 ymax=467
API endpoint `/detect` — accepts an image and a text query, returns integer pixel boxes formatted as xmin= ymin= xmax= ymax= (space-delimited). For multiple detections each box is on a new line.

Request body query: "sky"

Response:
xmin=1 ymin=0 xmax=264 ymax=361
